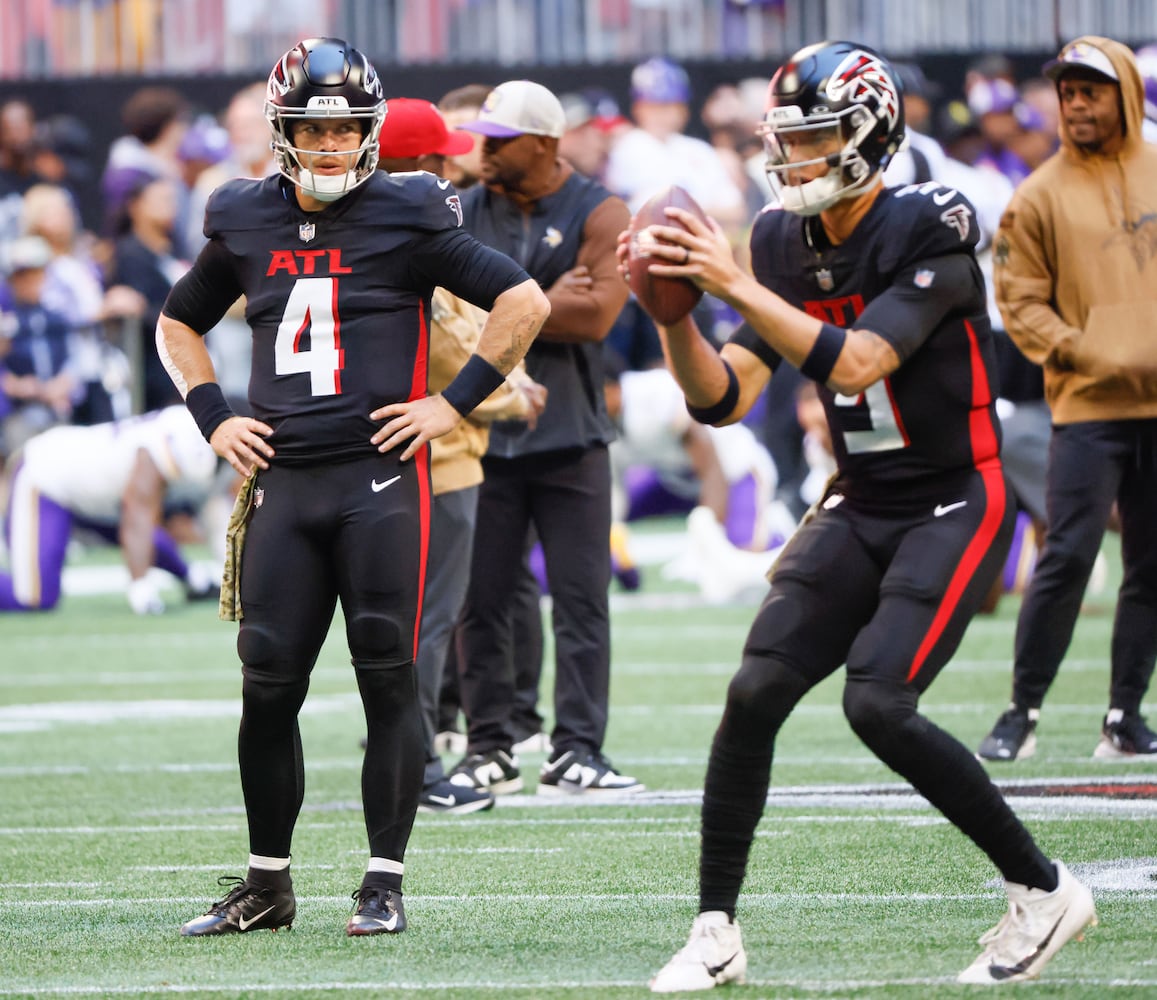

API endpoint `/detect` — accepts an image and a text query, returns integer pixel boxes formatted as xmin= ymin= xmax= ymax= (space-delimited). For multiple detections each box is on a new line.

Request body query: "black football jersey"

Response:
xmin=164 ymin=172 xmax=527 ymax=463
xmin=745 ymin=181 xmax=1002 ymax=503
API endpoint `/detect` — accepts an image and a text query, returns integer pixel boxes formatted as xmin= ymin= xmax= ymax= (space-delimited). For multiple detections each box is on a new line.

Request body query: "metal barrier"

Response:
xmin=2 ymin=0 xmax=1155 ymax=79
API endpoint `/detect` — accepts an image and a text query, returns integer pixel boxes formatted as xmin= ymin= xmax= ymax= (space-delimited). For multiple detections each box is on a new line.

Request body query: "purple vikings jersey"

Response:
xmin=163 ymin=171 xmax=526 ymax=463
xmin=738 ymin=182 xmax=1002 ymax=505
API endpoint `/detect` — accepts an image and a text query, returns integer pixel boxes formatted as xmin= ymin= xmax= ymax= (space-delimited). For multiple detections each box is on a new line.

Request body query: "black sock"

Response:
xmin=361 ymin=871 xmax=402 ymax=895
xmin=248 ymin=866 xmax=292 ymax=892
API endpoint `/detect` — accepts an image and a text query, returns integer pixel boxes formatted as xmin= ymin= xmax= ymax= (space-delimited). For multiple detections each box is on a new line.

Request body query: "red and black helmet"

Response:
xmin=758 ymin=41 xmax=906 ymax=215
xmin=265 ymin=37 xmax=386 ymax=201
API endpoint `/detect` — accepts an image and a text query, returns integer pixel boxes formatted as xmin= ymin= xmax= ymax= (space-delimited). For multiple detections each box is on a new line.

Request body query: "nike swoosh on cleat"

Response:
xmin=987 ymin=912 xmax=1065 ymax=980
xmin=426 ymin=794 xmax=457 ymax=807
xmin=354 ymin=911 xmax=400 ymax=931
xmin=237 ymin=905 xmax=275 ymax=931
xmin=371 ymin=475 xmax=401 ymax=493
xmin=705 ymin=953 xmax=739 ymax=978
xmin=933 ymin=500 xmax=968 ymax=517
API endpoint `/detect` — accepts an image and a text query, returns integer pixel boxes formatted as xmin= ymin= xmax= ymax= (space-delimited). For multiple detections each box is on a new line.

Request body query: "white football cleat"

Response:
xmin=650 ymin=911 xmax=747 ymax=993
xmin=957 ymin=861 xmax=1096 ymax=984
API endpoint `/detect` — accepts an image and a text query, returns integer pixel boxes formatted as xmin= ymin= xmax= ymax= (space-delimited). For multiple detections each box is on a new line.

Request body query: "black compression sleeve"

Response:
xmin=409 ymin=228 xmax=529 ymax=310
xmin=162 ymin=240 xmax=244 ymax=335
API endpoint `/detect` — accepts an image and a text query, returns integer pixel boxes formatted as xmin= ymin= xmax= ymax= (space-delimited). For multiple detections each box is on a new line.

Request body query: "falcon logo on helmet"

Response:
xmin=828 ymin=51 xmax=901 ymax=130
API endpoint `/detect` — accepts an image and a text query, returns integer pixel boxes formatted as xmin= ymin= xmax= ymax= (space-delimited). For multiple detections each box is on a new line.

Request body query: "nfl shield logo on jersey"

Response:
xmin=299 ymin=222 xmax=316 ymax=243
xmin=914 ymin=269 xmax=935 ymax=288
xmin=253 ymin=487 xmax=265 ymax=509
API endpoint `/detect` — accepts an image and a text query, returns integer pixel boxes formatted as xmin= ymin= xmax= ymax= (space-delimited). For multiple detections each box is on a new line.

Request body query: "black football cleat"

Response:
xmin=180 ymin=876 xmax=295 ymax=936
xmin=346 ymin=886 xmax=406 ymax=936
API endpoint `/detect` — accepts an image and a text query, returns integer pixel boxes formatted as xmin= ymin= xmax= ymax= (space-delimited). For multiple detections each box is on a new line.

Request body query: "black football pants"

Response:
xmin=235 ymin=454 xmax=428 ymax=864
xmin=697 ymin=464 xmax=1056 ymax=916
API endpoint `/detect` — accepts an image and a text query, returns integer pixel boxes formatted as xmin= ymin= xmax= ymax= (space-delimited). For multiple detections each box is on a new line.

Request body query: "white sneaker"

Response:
xmin=650 ymin=911 xmax=747 ymax=993
xmin=957 ymin=861 xmax=1096 ymax=984
xmin=538 ymin=750 xmax=644 ymax=795
xmin=512 ymin=731 xmax=553 ymax=755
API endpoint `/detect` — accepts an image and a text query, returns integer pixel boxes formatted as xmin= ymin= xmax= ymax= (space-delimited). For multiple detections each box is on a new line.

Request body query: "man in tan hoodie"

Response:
xmin=376 ymin=98 xmax=547 ymax=812
xmin=978 ymin=36 xmax=1157 ymax=762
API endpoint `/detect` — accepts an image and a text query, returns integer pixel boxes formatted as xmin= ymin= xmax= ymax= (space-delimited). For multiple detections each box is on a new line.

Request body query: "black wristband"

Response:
xmin=799 ymin=323 xmax=847 ymax=384
xmin=686 ymin=359 xmax=740 ymax=425
xmin=186 ymin=382 xmax=236 ymax=442
xmin=441 ymin=354 xmax=506 ymax=417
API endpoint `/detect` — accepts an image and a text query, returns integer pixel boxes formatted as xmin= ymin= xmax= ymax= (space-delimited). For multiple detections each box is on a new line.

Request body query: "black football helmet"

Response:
xmin=265 ymin=37 xmax=385 ymax=201
xmin=758 ymin=40 xmax=906 ymax=215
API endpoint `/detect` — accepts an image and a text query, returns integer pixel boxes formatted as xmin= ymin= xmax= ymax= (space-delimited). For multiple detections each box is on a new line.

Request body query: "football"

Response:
xmin=627 ymin=185 xmax=707 ymax=325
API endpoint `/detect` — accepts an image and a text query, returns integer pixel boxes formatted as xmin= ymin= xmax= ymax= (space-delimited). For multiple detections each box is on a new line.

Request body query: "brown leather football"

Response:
xmin=627 ymin=185 xmax=707 ymax=325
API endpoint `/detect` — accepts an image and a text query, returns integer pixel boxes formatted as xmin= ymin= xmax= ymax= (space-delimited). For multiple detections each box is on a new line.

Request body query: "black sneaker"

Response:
xmin=1094 ymin=711 xmax=1157 ymax=759
xmin=346 ymin=886 xmax=406 ymax=936
xmin=977 ymin=706 xmax=1038 ymax=761
xmin=447 ymin=749 xmax=523 ymax=794
xmin=180 ymin=876 xmax=295 ymax=936
xmin=418 ymin=777 xmax=495 ymax=815
xmin=539 ymin=750 xmax=644 ymax=794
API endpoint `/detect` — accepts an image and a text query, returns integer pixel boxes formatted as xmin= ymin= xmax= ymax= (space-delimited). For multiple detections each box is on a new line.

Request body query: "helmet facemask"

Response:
xmin=267 ymin=101 xmax=385 ymax=202
xmin=758 ymin=103 xmax=879 ymax=215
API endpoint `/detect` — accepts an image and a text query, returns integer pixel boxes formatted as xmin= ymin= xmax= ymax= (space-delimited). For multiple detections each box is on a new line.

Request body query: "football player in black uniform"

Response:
xmin=622 ymin=42 xmax=1097 ymax=990
xmin=158 ymin=38 xmax=548 ymax=938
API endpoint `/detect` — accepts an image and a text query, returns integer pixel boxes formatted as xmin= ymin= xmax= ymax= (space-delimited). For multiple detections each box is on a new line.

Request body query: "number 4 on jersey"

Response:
xmin=274 ymin=277 xmax=344 ymax=395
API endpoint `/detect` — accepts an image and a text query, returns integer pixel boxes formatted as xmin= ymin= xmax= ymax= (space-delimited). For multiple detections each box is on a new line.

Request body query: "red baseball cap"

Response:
xmin=379 ymin=98 xmax=474 ymax=158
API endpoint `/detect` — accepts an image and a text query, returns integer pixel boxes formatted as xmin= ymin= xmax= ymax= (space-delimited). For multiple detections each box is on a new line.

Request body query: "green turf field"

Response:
xmin=1 ymin=531 xmax=1154 ymax=998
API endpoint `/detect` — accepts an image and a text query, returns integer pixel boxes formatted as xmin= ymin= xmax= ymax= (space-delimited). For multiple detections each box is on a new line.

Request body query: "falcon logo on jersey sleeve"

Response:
xmin=941 ymin=203 xmax=972 ymax=242
xmin=445 ymin=193 xmax=463 ymax=227
xmin=892 ymin=182 xmax=979 ymax=256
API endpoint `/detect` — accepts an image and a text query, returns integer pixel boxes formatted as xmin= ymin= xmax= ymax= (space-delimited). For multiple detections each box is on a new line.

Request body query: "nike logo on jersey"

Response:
xmin=706 ymin=953 xmax=740 ymax=978
xmin=371 ymin=475 xmax=402 ymax=493
xmin=934 ymin=500 xmax=968 ymax=517
xmin=932 ymin=188 xmax=958 ymax=206
xmin=238 ymin=906 xmax=275 ymax=931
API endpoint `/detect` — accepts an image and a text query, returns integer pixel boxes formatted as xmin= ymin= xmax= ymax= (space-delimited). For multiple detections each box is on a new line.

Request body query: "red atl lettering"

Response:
xmin=266 ymin=248 xmax=354 ymax=276
xmin=802 ymin=294 xmax=865 ymax=325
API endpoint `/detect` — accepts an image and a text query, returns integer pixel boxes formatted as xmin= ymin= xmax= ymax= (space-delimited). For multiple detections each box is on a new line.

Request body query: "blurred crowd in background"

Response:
xmin=1 ymin=38 xmax=1155 ymax=607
